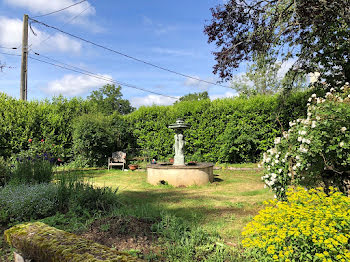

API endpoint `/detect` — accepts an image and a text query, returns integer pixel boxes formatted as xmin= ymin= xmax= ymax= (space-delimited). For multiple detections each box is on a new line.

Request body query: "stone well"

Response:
xmin=147 ymin=162 xmax=214 ymax=187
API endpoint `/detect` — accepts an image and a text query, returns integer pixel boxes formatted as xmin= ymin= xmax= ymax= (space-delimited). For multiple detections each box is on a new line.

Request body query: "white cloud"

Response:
xmin=184 ymin=76 xmax=212 ymax=91
xmin=0 ymin=17 xmax=82 ymax=53
xmin=152 ymin=47 xmax=194 ymax=57
xmin=142 ymin=16 xmax=178 ymax=35
xmin=210 ymin=91 xmax=237 ymax=100
xmin=4 ymin=0 xmax=95 ymax=17
xmin=130 ymin=95 xmax=179 ymax=108
xmin=43 ymin=74 xmax=112 ymax=96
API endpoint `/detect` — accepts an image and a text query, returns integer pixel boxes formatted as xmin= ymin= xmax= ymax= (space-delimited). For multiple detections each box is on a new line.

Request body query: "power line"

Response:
xmin=0 ymin=51 xmax=21 ymax=57
xmin=29 ymin=4 xmax=93 ymax=51
xmin=0 ymin=46 xmax=18 ymax=50
xmin=29 ymin=54 xmax=179 ymax=100
xmin=32 ymin=0 xmax=88 ymax=18
xmin=30 ymin=0 xmax=93 ymax=51
xmin=29 ymin=17 xmax=231 ymax=89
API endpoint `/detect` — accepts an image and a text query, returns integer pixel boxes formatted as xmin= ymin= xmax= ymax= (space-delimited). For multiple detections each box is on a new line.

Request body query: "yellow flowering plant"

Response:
xmin=261 ymin=84 xmax=350 ymax=199
xmin=242 ymin=187 xmax=350 ymax=262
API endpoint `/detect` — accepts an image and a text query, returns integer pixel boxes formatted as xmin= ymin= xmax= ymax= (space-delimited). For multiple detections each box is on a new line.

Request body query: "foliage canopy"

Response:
xmin=205 ymin=0 xmax=350 ymax=87
xmin=88 ymin=84 xmax=134 ymax=115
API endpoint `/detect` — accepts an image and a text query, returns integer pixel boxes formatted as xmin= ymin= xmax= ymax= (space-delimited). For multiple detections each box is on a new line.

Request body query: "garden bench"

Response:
xmin=4 ymin=222 xmax=142 ymax=262
xmin=108 ymin=151 xmax=126 ymax=171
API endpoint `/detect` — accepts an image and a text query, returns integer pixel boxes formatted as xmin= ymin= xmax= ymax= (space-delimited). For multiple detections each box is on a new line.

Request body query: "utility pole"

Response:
xmin=20 ymin=14 xmax=28 ymax=101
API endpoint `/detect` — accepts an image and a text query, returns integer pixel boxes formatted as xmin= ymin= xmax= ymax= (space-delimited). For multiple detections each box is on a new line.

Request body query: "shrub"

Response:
xmin=261 ymin=84 xmax=350 ymax=199
xmin=0 ymin=157 xmax=10 ymax=186
xmin=242 ymin=187 xmax=350 ymax=262
xmin=16 ymin=138 xmax=64 ymax=163
xmin=0 ymin=183 xmax=58 ymax=223
xmin=72 ymin=113 xmax=128 ymax=166
xmin=55 ymin=173 xmax=119 ymax=216
xmin=10 ymin=159 xmax=53 ymax=184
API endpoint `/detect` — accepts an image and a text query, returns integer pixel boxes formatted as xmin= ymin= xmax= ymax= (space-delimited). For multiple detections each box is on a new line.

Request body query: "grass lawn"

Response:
xmin=73 ymin=167 xmax=273 ymax=246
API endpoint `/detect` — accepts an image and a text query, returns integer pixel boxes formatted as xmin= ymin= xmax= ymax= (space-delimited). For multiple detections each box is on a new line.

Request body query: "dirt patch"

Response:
xmin=79 ymin=216 xmax=158 ymax=256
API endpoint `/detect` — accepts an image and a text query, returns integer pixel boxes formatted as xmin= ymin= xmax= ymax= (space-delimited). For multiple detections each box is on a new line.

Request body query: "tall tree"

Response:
xmin=204 ymin=0 xmax=350 ymax=88
xmin=232 ymin=53 xmax=307 ymax=96
xmin=88 ymin=84 xmax=134 ymax=115
xmin=175 ymin=91 xmax=209 ymax=103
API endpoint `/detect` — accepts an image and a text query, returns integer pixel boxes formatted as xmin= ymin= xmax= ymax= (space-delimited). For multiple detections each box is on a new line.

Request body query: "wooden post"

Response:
xmin=20 ymin=14 xmax=28 ymax=101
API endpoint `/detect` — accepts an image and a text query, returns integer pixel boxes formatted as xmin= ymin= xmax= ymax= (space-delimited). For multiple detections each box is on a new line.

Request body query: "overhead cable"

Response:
xmin=32 ymin=0 xmax=88 ymax=18
xmin=29 ymin=17 xmax=231 ymax=89
xmin=29 ymin=4 xmax=92 ymax=51
xmin=0 ymin=46 xmax=18 ymax=50
xmin=29 ymin=55 xmax=179 ymax=100
xmin=0 ymin=51 xmax=21 ymax=57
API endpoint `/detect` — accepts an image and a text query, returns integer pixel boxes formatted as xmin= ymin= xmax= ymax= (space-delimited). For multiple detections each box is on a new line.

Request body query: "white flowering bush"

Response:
xmin=261 ymin=84 xmax=350 ymax=199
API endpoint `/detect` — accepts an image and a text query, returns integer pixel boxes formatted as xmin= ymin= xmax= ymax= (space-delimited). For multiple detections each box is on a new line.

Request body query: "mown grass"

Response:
xmin=69 ymin=167 xmax=273 ymax=245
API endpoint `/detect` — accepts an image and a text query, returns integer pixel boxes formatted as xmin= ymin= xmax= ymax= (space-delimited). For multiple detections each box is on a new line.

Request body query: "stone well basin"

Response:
xmin=147 ymin=162 xmax=214 ymax=187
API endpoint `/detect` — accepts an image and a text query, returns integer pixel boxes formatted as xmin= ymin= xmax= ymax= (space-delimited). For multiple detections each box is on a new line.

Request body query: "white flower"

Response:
xmin=296 ymin=162 xmax=301 ymax=167
xmin=311 ymin=121 xmax=317 ymax=128
xmin=316 ymin=116 xmax=321 ymax=120
xmin=311 ymin=93 xmax=317 ymax=98
xmin=339 ymin=142 xmax=344 ymax=147
xmin=330 ymin=88 xmax=335 ymax=92
xmin=341 ymin=127 xmax=347 ymax=133
xmin=274 ymin=137 xmax=281 ymax=144
xmin=299 ymin=145 xmax=308 ymax=153
xmin=298 ymin=136 xmax=303 ymax=142
xmin=278 ymin=168 xmax=282 ymax=173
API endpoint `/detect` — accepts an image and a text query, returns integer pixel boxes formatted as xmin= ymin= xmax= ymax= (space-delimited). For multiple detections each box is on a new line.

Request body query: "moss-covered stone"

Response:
xmin=4 ymin=222 xmax=143 ymax=262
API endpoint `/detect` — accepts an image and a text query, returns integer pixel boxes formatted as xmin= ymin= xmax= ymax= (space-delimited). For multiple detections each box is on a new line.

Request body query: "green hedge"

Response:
xmin=0 ymin=90 xmax=310 ymax=164
xmin=0 ymin=94 xmax=90 ymax=159
xmin=126 ymin=91 xmax=311 ymax=163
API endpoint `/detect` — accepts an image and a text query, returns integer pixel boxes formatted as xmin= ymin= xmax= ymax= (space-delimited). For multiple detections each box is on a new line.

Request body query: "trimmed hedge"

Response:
xmin=0 ymin=90 xmax=310 ymax=164
xmin=0 ymin=93 xmax=90 ymax=159
xmin=127 ymin=91 xmax=310 ymax=163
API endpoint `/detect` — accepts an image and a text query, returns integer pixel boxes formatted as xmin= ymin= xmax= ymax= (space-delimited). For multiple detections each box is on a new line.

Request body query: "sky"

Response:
xmin=0 ymin=0 xmax=241 ymax=107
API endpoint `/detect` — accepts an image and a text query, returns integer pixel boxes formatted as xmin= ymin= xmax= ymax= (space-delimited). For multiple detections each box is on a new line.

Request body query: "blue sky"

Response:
xmin=0 ymin=0 xmax=240 ymax=107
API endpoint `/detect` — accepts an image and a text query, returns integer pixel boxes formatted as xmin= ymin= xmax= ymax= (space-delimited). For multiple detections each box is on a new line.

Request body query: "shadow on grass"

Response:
xmin=213 ymin=174 xmax=224 ymax=183
xmin=116 ymin=189 xmax=259 ymax=225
